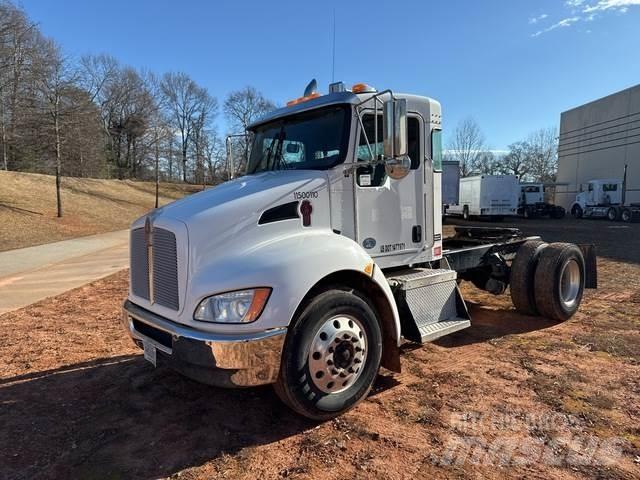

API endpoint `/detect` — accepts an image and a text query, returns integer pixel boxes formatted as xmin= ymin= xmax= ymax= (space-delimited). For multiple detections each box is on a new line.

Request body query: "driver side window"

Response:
xmin=356 ymin=114 xmax=420 ymax=187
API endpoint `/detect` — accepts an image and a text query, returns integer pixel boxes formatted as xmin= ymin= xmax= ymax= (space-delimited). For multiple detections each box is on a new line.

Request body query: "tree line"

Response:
xmin=0 ymin=1 xmax=274 ymax=216
xmin=446 ymin=117 xmax=559 ymax=183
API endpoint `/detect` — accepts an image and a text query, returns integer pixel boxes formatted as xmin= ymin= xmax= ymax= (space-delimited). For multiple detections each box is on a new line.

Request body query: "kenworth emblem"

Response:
xmin=144 ymin=216 xmax=154 ymax=303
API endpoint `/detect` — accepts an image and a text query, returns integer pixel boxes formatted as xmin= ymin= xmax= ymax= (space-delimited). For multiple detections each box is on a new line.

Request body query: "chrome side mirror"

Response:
xmin=383 ymin=98 xmax=409 ymax=179
xmin=384 ymin=155 xmax=411 ymax=180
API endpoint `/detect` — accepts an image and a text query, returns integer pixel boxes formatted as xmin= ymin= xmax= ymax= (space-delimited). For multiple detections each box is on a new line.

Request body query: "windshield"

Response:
xmin=247 ymin=105 xmax=350 ymax=174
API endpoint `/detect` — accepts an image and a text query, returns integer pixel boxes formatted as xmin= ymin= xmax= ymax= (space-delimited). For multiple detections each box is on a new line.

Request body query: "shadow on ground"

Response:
xmin=433 ymin=302 xmax=558 ymax=348
xmin=0 ymin=355 xmax=312 ymax=480
xmin=0 ymin=354 xmax=399 ymax=480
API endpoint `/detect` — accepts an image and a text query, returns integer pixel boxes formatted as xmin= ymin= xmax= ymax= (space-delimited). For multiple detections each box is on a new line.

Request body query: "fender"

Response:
xmin=181 ymin=229 xmax=401 ymax=345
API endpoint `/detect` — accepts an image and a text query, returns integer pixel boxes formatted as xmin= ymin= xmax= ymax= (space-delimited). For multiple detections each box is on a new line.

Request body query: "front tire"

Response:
xmin=463 ymin=206 xmax=470 ymax=221
xmin=572 ymin=205 xmax=583 ymax=219
xmin=275 ymin=288 xmax=382 ymax=420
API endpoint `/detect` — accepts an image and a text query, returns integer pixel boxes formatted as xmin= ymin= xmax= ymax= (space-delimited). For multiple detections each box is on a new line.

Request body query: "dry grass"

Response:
xmin=0 ymin=171 xmax=201 ymax=251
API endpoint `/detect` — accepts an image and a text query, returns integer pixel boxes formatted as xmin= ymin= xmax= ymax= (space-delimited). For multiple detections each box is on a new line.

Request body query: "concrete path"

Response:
xmin=0 ymin=230 xmax=129 ymax=315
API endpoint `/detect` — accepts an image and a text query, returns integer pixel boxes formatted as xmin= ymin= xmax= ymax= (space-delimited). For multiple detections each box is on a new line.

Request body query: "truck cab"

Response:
xmin=571 ymin=179 xmax=623 ymax=219
xmin=122 ymin=81 xmax=592 ymax=419
xmin=518 ymin=183 xmax=565 ymax=219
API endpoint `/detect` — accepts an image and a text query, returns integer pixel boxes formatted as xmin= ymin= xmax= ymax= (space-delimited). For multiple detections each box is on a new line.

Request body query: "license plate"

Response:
xmin=143 ymin=341 xmax=157 ymax=367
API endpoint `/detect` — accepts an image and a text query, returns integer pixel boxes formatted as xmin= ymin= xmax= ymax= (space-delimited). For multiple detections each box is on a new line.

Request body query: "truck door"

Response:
xmin=354 ymin=113 xmax=427 ymax=261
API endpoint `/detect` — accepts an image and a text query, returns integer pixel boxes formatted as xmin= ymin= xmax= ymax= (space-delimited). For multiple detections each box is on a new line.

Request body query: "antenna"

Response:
xmin=331 ymin=8 xmax=336 ymax=82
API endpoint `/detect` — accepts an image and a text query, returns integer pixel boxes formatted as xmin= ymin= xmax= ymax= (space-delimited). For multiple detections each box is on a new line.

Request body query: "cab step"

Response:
xmin=386 ymin=268 xmax=471 ymax=343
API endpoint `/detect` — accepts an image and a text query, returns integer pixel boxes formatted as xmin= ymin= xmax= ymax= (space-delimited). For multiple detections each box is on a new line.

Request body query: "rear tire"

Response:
xmin=275 ymin=288 xmax=382 ymax=420
xmin=551 ymin=207 xmax=565 ymax=219
xmin=621 ymin=208 xmax=632 ymax=223
xmin=607 ymin=207 xmax=618 ymax=221
xmin=534 ymin=243 xmax=585 ymax=322
xmin=463 ymin=206 xmax=470 ymax=221
xmin=510 ymin=240 xmax=547 ymax=316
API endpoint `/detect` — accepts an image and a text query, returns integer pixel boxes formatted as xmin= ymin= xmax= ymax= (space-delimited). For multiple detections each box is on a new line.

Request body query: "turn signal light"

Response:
xmin=286 ymin=92 xmax=321 ymax=107
xmin=351 ymin=83 xmax=376 ymax=94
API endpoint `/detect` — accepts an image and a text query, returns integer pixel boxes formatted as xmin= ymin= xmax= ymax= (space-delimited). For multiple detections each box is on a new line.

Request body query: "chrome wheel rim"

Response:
xmin=308 ymin=314 xmax=367 ymax=394
xmin=559 ymin=259 xmax=581 ymax=308
xmin=622 ymin=210 xmax=630 ymax=222
xmin=608 ymin=209 xmax=616 ymax=220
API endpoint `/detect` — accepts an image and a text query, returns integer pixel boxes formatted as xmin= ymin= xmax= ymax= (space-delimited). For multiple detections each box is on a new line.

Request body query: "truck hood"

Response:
xmin=149 ymin=170 xmax=331 ymax=275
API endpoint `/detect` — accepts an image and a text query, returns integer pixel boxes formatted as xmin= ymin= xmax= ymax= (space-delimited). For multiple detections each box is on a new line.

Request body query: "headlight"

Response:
xmin=194 ymin=288 xmax=271 ymax=323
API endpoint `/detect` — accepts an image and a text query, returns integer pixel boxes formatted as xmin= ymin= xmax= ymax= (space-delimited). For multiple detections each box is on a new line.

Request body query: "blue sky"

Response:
xmin=21 ymin=0 xmax=640 ymax=150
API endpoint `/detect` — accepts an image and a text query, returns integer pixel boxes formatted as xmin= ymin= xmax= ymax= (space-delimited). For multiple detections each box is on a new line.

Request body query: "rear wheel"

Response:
xmin=510 ymin=240 xmax=547 ymax=315
xmin=523 ymin=207 xmax=531 ymax=219
xmin=551 ymin=207 xmax=565 ymax=219
xmin=607 ymin=207 xmax=618 ymax=221
xmin=621 ymin=208 xmax=632 ymax=223
xmin=534 ymin=243 xmax=585 ymax=321
xmin=275 ymin=288 xmax=382 ymax=420
xmin=463 ymin=206 xmax=470 ymax=221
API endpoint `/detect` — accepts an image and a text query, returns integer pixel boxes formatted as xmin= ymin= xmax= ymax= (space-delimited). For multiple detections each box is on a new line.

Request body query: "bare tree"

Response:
xmin=499 ymin=141 xmax=530 ymax=179
xmin=473 ymin=150 xmax=499 ymax=175
xmin=160 ymin=72 xmax=217 ymax=182
xmin=224 ymin=86 xmax=275 ymax=173
xmin=448 ymin=117 xmax=485 ymax=177
xmin=527 ymin=127 xmax=558 ymax=182
xmin=35 ymin=40 xmax=81 ymax=217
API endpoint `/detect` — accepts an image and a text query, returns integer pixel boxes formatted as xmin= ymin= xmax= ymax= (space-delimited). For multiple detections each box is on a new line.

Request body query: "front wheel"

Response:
xmin=572 ymin=205 xmax=583 ymax=219
xmin=275 ymin=288 xmax=382 ymax=420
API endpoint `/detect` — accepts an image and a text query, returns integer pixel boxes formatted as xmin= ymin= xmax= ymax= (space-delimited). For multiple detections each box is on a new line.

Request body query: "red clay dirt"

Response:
xmin=1 ymin=257 xmax=639 ymax=479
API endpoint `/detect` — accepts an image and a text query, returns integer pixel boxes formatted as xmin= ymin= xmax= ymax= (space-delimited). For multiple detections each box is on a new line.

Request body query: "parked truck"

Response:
xmin=445 ymin=174 xmax=519 ymax=220
xmin=122 ymin=81 xmax=596 ymax=420
xmin=518 ymin=183 xmax=565 ymax=219
xmin=570 ymin=165 xmax=640 ymax=222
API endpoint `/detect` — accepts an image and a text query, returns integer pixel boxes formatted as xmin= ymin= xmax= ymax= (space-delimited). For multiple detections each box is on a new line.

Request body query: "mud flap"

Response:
xmin=578 ymin=244 xmax=597 ymax=289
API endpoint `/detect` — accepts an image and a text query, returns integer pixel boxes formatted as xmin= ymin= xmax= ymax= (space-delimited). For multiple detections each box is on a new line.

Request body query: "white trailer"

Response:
xmin=122 ymin=81 xmax=596 ymax=420
xmin=446 ymin=175 xmax=519 ymax=220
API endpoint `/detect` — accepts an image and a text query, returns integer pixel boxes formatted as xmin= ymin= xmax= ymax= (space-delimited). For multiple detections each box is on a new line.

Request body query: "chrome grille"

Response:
xmin=152 ymin=228 xmax=179 ymax=310
xmin=130 ymin=228 xmax=149 ymax=300
xmin=130 ymin=226 xmax=179 ymax=311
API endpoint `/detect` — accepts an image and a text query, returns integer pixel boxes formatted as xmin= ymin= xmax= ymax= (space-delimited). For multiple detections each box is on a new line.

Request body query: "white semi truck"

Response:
xmin=570 ymin=166 xmax=640 ymax=222
xmin=445 ymin=174 xmax=519 ymax=220
xmin=122 ymin=81 xmax=597 ymax=420
xmin=518 ymin=183 xmax=565 ymax=219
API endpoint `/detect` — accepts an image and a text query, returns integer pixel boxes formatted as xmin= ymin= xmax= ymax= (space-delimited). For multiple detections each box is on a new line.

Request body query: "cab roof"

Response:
xmin=248 ymin=90 xmax=441 ymax=130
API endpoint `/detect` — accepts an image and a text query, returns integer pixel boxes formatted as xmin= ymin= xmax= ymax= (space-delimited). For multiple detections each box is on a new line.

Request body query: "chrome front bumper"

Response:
xmin=122 ymin=300 xmax=287 ymax=387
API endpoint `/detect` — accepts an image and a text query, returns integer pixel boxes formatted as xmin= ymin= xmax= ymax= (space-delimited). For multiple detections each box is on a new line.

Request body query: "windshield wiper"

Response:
xmin=262 ymin=130 xmax=280 ymax=172
xmin=273 ymin=130 xmax=289 ymax=170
